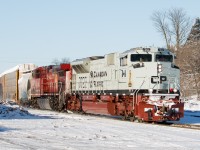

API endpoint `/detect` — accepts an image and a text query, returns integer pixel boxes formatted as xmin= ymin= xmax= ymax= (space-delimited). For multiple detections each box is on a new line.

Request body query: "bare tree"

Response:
xmin=151 ymin=8 xmax=191 ymax=50
xmin=168 ymin=8 xmax=191 ymax=49
xmin=180 ymin=43 xmax=200 ymax=100
xmin=51 ymin=58 xmax=60 ymax=65
xmin=51 ymin=57 xmax=70 ymax=65
xmin=61 ymin=58 xmax=70 ymax=64
xmin=151 ymin=11 xmax=171 ymax=49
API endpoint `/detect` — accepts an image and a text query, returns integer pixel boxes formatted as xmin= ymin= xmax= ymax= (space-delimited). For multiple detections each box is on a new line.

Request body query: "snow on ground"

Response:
xmin=184 ymin=95 xmax=200 ymax=111
xmin=180 ymin=95 xmax=200 ymax=125
xmin=0 ymin=100 xmax=200 ymax=150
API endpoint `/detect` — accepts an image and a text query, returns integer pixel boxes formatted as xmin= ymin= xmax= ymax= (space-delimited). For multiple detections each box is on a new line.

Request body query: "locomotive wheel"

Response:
xmin=30 ymin=98 xmax=40 ymax=109
xmin=130 ymin=116 xmax=135 ymax=122
xmin=49 ymin=97 xmax=55 ymax=110
xmin=137 ymin=118 xmax=143 ymax=123
xmin=122 ymin=116 xmax=127 ymax=121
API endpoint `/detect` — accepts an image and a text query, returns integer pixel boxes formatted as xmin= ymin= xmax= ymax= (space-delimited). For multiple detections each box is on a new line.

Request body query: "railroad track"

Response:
xmin=79 ymin=111 xmax=200 ymax=130
xmin=170 ymin=123 xmax=200 ymax=130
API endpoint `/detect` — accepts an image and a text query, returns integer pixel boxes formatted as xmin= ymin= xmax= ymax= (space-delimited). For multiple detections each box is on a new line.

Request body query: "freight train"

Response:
xmin=0 ymin=47 xmax=184 ymax=122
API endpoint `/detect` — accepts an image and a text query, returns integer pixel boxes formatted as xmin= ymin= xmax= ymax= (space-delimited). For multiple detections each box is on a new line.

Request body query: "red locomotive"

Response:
xmin=30 ymin=64 xmax=71 ymax=111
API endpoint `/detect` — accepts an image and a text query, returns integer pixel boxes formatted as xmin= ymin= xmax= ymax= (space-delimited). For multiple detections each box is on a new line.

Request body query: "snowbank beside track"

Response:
xmin=0 ymin=101 xmax=32 ymax=119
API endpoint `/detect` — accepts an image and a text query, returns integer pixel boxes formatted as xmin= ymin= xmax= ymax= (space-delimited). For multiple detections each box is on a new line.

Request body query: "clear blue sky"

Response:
xmin=0 ymin=0 xmax=199 ymax=73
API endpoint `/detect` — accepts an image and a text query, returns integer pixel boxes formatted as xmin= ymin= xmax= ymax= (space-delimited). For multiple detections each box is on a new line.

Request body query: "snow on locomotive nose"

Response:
xmin=70 ymin=47 xmax=184 ymax=122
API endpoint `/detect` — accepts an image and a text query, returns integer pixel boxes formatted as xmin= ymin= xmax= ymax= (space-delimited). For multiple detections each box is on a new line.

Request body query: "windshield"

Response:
xmin=130 ymin=54 xmax=152 ymax=62
xmin=155 ymin=54 xmax=173 ymax=62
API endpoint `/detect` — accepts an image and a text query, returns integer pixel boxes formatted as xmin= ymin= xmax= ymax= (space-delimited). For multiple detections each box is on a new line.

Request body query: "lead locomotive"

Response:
xmin=68 ymin=47 xmax=183 ymax=122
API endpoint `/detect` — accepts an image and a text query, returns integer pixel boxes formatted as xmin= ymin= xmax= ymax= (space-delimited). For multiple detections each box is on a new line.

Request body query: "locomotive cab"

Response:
xmin=121 ymin=47 xmax=183 ymax=121
xmin=123 ymin=47 xmax=180 ymax=94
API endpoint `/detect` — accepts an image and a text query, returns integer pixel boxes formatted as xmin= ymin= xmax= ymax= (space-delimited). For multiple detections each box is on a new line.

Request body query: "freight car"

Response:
xmin=0 ymin=64 xmax=36 ymax=103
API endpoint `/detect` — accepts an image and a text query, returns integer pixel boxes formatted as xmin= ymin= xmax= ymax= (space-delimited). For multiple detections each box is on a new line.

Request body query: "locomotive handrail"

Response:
xmin=58 ymin=82 xmax=63 ymax=107
xmin=58 ymin=82 xmax=63 ymax=104
xmin=177 ymin=82 xmax=185 ymax=103
xmin=132 ymin=79 xmax=145 ymax=110
xmin=136 ymin=80 xmax=145 ymax=103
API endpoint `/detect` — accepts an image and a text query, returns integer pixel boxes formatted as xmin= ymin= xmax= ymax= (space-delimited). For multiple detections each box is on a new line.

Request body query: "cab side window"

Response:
xmin=120 ymin=56 xmax=128 ymax=66
xmin=155 ymin=55 xmax=173 ymax=62
xmin=130 ymin=54 xmax=152 ymax=62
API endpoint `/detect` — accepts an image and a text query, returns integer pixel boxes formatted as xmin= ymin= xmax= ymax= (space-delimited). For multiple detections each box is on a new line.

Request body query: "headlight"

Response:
xmin=157 ymin=64 xmax=162 ymax=73
xmin=148 ymin=88 xmax=153 ymax=93
xmin=173 ymin=88 xmax=178 ymax=93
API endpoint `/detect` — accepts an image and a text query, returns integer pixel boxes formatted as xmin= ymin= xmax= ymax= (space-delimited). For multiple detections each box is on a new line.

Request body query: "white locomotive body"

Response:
xmin=69 ymin=47 xmax=183 ymax=122
xmin=71 ymin=47 xmax=180 ymax=95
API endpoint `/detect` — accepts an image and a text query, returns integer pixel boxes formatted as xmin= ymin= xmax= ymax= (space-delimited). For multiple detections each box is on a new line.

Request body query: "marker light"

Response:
xmin=169 ymin=88 xmax=173 ymax=93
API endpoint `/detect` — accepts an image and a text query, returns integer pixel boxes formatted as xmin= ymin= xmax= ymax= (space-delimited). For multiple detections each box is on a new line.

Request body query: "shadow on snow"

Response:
xmin=180 ymin=110 xmax=200 ymax=124
xmin=0 ymin=126 xmax=17 ymax=132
